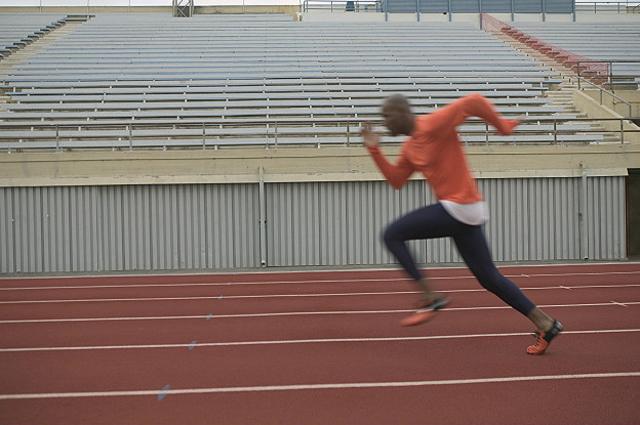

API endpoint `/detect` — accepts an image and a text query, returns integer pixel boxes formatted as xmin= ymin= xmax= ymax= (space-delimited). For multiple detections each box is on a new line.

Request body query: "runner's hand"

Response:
xmin=360 ymin=122 xmax=380 ymax=148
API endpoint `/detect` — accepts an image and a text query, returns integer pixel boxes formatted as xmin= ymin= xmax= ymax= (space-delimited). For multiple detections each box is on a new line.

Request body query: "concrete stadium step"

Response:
xmin=0 ymin=20 xmax=84 ymax=75
xmin=490 ymin=31 xmax=624 ymax=145
xmin=1 ymin=19 xmax=84 ymax=111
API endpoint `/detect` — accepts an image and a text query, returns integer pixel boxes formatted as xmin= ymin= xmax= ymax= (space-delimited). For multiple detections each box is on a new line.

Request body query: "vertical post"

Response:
xmin=202 ymin=123 xmax=206 ymax=149
xmin=572 ymin=0 xmax=576 ymax=21
xmin=541 ymin=0 xmax=546 ymax=22
xmin=577 ymin=62 xmax=582 ymax=90
xmin=599 ymin=87 xmax=603 ymax=104
xmin=346 ymin=121 xmax=351 ymax=146
xmin=478 ymin=0 xmax=482 ymax=28
xmin=608 ymin=62 xmax=613 ymax=93
xmin=385 ymin=0 xmax=388 ymax=21
xmin=620 ymin=119 xmax=625 ymax=143
xmin=553 ymin=119 xmax=557 ymax=144
xmin=55 ymin=125 xmax=60 ymax=151
xmin=128 ymin=125 xmax=132 ymax=150
xmin=579 ymin=164 xmax=589 ymax=260
xmin=447 ymin=0 xmax=452 ymax=21
xmin=416 ymin=0 xmax=420 ymax=22
xmin=258 ymin=167 xmax=267 ymax=267
xmin=511 ymin=0 xmax=515 ymax=21
xmin=485 ymin=122 xmax=489 ymax=144
xmin=275 ymin=121 xmax=278 ymax=148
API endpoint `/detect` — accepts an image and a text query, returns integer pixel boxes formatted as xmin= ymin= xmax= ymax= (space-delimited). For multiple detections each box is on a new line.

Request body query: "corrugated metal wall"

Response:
xmin=0 ymin=184 xmax=261 ymax=274
xmin=266 ymin=180 xmax=432 ymax=266
xmin=0 ymin=176 xmax=626 ymax=274
xmin=586 ymin=176 xmax=626 ymax=260
xmin=267 ymin=177 xmax=625 ymax=267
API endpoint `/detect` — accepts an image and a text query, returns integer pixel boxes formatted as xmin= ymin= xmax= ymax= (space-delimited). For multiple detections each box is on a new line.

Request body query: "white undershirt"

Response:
xmin=440 ymin=200 xmax=489 ymax=226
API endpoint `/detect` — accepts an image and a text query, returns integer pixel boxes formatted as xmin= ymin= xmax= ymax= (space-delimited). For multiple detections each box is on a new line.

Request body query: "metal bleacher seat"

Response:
xmin=0 ymin=13 xmax=598 ymax=150
xmin=0 ymin=14 xmax=68 ymax=58
xmin=510 ymin=22 xmax=640 ymax=87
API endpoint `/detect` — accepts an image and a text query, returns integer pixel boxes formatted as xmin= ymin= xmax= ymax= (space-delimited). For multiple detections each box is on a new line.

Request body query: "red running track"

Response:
xmin=0 ymin=263 xmax=639 ymax=425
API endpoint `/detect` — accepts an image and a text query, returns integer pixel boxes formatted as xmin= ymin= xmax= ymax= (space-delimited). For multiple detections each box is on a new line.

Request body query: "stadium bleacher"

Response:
xmin=0 ymin=14 xmax=68 ymax=60
xmin=505 ymin=22 xmax=640 ymax=88
xmin=0 ymin=13 xmax=605 ymax=150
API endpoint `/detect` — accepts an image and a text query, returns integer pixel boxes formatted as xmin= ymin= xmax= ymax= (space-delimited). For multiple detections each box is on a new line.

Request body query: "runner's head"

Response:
xmin=382 ymin=94 xmax=416 ymax=136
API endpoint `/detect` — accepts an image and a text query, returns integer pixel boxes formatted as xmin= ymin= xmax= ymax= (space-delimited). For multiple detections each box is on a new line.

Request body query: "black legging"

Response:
xmin=383 ymin=203 xmax=535 ymax=316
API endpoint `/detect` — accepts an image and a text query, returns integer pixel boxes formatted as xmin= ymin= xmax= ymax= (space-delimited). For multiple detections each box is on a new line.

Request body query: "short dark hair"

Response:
xmin=383 ymin=94 xmax=412 ymax=112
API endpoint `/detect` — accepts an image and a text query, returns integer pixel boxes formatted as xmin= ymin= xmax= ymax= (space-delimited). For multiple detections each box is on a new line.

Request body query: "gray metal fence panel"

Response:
xmin=0 ymin=175 xmax=626 ymax=274
xmin=514 ymin=0 xmax=543 ymax=13
xmin=481 ymin=177 xmax=581 ymax=262
xmin=545 ymin=0 xmax=574 ymax=13
xmin=266 ymin=180 xmax=429 ymax=267
xmin=384 ymin=0 xmax=571 ymax=13
xmin=264 ymin=176 xmax=621 ymax=268
xmin=0 ymin=184 xmax=261 ymax=274
xmin=586 ymin=176 xmax=626 ymax=260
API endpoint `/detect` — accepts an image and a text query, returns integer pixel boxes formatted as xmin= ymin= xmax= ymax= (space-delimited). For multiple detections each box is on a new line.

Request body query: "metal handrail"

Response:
xmin=1 ymin=117 xmax=637 ymax=152
xmin=571 ymin=59 xmax=640 ymax=93
xmin=302 ymin=0 xmax=382 ymax=12
xmin=575 ymin=1 xmax=640 ymax=13
xmin=0 ymin=116 xmax=635 ymax=129
xmin=571 ymin=73 xmax=638 ymax=118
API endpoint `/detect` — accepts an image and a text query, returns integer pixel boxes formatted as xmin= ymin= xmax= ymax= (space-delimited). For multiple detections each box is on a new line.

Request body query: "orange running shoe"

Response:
xmin=527 ymin=320 xmax=564 ymax=355
xmin=400 ymin=297 xmax=449 ymax=327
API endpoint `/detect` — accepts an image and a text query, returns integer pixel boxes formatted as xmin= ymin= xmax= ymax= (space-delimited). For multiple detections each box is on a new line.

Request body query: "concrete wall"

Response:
xmin=579 ymin=89 xmax=640 ymax=119
xmin=1 ymin=143 xmax=638 ymax=188
xmin=573 ymin=90 xmax=640 ymax=144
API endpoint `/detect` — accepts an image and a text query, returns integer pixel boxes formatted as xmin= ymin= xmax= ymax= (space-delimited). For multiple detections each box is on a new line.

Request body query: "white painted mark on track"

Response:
xmin=0 ymin=372 xmax=638 ymax=400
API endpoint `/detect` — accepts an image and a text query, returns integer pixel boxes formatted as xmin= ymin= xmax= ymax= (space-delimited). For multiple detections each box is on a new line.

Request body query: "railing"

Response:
xmin=0 ymin=117 xmax=637 ymax=152
xmin=483 ymin=14 xmax=640 ymax=95
xmin=571 ymin=60 xmax=640 ymax=93
xmin=571 ymin=74 xmax=639 ymax=118
xmin=302 ymin=0 xmax=382 ymax=12
xmin=575 ymin=1 xmax=640 ymax=13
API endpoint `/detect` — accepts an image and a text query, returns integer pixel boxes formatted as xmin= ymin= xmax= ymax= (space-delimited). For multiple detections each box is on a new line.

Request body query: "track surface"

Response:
xmin=1 ymin=263 xmax=639 ymax=425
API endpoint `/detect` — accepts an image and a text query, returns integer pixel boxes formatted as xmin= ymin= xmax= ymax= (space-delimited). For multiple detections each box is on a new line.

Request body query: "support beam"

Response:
xmin=172 ymin=0 xmax=194 ymax=17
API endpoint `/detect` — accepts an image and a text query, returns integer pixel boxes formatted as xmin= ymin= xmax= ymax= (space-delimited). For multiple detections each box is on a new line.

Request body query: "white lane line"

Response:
xmin=1 ymin=284 xmax=639 ymax=305
xmin=610 ymin=301 xmax=629 ymax=308
xmin=1 ymin=372 xmax=638 ymax=400
xmin=0 ymin=270 xmax=638 ymax=291
xmin=0 ymin=290 xmax=419 ymax=304
xmin=1 ymin=328 xmax=638 ymax=353
xmin=0 ymin=301 xmax=638 ymax=324
xmin=2 ymin=261 xmax=637 ymax=281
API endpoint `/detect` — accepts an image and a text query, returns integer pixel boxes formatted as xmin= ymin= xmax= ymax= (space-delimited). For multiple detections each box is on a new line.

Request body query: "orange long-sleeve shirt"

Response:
xmin=368 ymin=93 xmax=518 ymax=204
